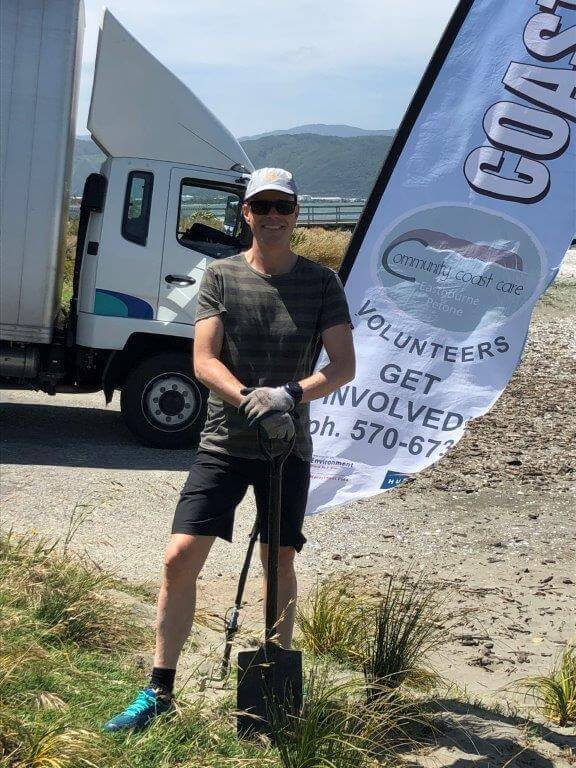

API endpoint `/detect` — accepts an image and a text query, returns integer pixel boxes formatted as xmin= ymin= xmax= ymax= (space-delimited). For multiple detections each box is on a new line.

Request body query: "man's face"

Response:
xmin=242 ymin=190 xmax=299 ymax=248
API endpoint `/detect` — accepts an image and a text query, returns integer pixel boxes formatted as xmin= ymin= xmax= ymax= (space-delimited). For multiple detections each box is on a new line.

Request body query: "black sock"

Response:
xmin=150 ymin=667 xmax=176 ymax=695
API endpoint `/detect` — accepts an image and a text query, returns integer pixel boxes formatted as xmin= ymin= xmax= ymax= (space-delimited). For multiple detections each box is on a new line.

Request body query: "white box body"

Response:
xmin=0 ymin=0 xmax=84 ymax=343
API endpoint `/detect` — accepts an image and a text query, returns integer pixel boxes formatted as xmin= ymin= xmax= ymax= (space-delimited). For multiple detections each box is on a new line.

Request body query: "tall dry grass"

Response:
xmin=291 ymin=227 xmax=350 ymax=271
xmin=0 ymin=529 xmax=145 ymax=652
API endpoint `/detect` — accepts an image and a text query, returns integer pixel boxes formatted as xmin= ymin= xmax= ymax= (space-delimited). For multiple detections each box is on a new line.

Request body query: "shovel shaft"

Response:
xmin=237 ymin=424 xmax=301 ymax=741
xmin=265 ymin=465 xmax=282 ymax=641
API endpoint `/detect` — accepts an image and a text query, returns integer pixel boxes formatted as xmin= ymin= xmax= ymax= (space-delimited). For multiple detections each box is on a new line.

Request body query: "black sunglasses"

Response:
xmin=247 ymin=199 xmax=297 ymax=215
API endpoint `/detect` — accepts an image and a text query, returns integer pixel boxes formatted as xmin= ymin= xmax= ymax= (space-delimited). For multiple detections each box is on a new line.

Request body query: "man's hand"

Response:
xmin=258 ymin=412 xmax=295 ymax=441
xmin=238 ymin=386 xmax=295 ymax=426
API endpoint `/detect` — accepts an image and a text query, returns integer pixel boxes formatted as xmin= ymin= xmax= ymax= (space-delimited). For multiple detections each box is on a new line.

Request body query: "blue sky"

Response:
xmin=79 ymin=1 xmax=459 ymax=138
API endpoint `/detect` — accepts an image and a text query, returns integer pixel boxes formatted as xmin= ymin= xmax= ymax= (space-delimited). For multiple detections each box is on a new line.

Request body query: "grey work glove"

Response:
xmin=258 ymin=412 xmax=295 ymax=441
xmin=239 ymin=386 xmax=295 ymax=427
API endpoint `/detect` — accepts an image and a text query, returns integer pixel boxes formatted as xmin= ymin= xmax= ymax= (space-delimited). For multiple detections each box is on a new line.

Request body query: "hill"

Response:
xmin=241 ymin=123 xmax=395 ymax=140
xmin=240 ymin=133 xmax=393 ymax=197
xmin=72 ymin=132 xmax=394 ymax=198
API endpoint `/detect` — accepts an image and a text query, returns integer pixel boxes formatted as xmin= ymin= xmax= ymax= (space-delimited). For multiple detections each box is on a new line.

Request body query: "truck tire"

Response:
xmin=120 ymin=351 xmax=207 ymax=448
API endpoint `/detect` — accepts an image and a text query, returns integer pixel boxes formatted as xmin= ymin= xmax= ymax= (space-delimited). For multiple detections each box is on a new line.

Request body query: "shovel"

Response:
xmin=218 ymin=514 xmax=260 ymax=681
xmin=237 ymin=422 xmax=303 ymax=739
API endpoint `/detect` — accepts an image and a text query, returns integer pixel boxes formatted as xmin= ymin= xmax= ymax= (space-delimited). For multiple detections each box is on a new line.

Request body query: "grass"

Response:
xmin=0 ymin=529 xmax=273 ymax=767
xmin=291 ymin=227 xmax=350 ymax=270
xmin=516 ymin=642 xmax=576 ymax=727
xmin=296 ymin=571 xmax=445 ymax=700
xmin=361 ymin=574 xmax=445 ymax=699
xmin=296 ymin=574 xmax=367 ymax=670
xmin=0 ymin=528 xmax=144 ymax=652
xmin=268 ymin=667 xmax=426 ymax=768
xmin=179 ymin=209 xmax=226 ymax=233
xmin=1 ymin=530 xmax=436 ymax=767
xmin=60 ymin=218 xmax=78 ymax=311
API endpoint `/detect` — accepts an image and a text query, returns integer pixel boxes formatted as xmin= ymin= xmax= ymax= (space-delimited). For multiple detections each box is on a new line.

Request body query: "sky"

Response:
xmin=78 ymin=0 xmax=459 ymax=139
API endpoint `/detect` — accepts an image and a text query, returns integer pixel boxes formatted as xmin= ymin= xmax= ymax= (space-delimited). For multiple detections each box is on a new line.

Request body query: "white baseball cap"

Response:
xmin=244 ymin=167 xmax=298 ymax=200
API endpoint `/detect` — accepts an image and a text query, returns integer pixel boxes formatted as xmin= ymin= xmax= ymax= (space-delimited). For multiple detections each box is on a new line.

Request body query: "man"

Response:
xmin=103 ymin=168 xmax=355 ymax=732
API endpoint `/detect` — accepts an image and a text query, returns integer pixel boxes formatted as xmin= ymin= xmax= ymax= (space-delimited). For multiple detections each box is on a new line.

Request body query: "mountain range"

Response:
xmin=239 ymin=123 xmax=395 ymax=140
xmin=72 ymin=124 xmax=396 ymax=198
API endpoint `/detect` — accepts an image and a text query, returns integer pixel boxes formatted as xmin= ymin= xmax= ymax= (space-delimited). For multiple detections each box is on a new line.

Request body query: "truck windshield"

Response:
xmin=177 ymin=181 xmax=243 ymax=258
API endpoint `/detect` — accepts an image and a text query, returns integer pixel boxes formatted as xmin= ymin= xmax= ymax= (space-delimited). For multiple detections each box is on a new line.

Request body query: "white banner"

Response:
xmin=306 ymin=0 xmax=576 ymax=515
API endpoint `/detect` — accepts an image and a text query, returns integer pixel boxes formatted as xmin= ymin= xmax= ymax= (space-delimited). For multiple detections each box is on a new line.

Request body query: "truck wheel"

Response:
xmin=120 ymin=352 xmax=207 ymax=448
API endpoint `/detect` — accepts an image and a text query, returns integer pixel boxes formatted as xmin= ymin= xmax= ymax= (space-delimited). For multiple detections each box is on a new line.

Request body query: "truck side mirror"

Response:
xmin=81 ymin=173 xmax=107 ymax=213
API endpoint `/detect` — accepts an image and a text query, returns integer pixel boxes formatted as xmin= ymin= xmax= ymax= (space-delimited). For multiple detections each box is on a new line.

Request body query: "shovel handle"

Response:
xmin=257 ymin=421 xmax=295 ymax=643
xmin=257 ymin=421 xmax=296 ymax=466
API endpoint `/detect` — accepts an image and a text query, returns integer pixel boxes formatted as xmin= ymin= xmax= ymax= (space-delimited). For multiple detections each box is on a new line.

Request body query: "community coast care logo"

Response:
xmin=375 ymin=205 xmax=544 ymax=333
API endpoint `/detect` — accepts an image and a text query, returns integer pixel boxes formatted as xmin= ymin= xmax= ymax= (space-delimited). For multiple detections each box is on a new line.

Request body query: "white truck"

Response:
xmin=0 ymin=0 xmax=254 ymax=447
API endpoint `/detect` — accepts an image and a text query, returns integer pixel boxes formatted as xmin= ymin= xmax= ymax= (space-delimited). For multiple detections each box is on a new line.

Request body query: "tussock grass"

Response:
xmin=269 ymin=667 xmax=428 ymax=768
xmin=296 ymin=571 xmax=445 ymax=699
xmin=362 ymin=574 xmax=445 ymax=699
xmin=296 ymin=574 xmax=367 ymax=669
xmin=0 ymin=529 xmax=144 ymax=651
xmin=291 ymin=227 xmax=350 ymax=271
xmin=516 ymin=642 xmax=576 ymax=727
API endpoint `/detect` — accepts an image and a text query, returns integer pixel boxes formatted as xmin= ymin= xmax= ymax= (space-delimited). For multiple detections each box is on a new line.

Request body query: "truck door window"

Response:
xmin=122 ymin=171 xmax=153 ymax=246
xmin=177 ymin=181 xmax=243 ymax=258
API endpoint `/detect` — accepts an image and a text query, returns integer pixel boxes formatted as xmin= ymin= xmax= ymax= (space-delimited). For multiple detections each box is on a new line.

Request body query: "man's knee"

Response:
xmin=164 ymin=534 xmax=212 ymax=581
xmin=260 ymin=545 xmax=296 ymax=577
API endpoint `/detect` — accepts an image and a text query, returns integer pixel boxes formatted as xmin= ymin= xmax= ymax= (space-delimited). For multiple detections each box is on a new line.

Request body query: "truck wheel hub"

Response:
xmin=143 ymin=373 xmax=199 ymax=430
xmin=158 ymin=389 xmax=184 ymax=416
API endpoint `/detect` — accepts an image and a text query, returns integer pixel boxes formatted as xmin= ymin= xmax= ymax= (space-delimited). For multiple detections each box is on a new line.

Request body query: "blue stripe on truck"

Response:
xmin=94 ymin=289 xmax=153 ymax=319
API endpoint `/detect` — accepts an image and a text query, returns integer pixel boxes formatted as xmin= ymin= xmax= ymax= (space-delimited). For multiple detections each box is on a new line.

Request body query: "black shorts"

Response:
xmin=172 ymin=450 xmax=310 ymax=552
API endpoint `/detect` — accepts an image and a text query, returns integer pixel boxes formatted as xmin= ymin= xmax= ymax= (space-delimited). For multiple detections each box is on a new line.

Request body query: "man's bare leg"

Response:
xmin=259 ymin=543 xmax=297 ymax=649
xmin=154 ymin=533 xmax=215 ymax=670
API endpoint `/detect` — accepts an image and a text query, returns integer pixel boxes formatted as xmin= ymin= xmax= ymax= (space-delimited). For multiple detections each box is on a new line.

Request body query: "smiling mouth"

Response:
xmin=261 ymin=224 xmax=285 ymax=230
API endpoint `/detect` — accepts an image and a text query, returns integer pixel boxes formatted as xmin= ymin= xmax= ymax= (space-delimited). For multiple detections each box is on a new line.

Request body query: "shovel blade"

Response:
xmin=237 ymin=643 xmax=302 ymax=739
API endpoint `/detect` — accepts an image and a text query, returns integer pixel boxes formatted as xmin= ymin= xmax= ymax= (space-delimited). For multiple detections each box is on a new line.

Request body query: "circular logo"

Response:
xmin=375 ymin=205 xmax=544 ymax=332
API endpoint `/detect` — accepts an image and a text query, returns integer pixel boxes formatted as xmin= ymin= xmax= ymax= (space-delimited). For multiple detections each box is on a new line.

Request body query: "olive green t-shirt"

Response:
xmin=194 ymin=253 xmax=351 ymax=461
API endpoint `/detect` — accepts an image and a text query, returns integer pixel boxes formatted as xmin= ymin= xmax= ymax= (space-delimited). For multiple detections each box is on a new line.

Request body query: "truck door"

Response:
xmin=158 ymin=168 xmax=244 ymax=326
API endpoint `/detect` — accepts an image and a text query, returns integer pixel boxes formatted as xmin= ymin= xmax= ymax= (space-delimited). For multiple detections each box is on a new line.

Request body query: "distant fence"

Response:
xmin=177 ymin=202 xmax=364 ymax=229
xmin=69 ymin=199 xmax=365 ymax=229
xmin=297 ymin=203 xmax=363 ymax=228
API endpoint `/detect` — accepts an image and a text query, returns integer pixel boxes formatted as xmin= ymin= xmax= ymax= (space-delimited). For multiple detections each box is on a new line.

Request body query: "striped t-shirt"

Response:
xmin=194 ymin=252 xmax=351 ymax=461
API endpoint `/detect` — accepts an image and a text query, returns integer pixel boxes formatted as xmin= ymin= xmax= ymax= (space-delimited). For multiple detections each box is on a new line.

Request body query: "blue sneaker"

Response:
xmin=102 ymin=687 xmax=173 ymax=732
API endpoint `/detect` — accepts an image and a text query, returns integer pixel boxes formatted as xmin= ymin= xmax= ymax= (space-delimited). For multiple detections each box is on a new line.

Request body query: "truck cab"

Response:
xmin=0 ymin=3 xmax=254 ymax=448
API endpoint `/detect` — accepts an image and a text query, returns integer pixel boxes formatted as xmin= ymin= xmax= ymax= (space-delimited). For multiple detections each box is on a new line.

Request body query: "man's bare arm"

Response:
xmin=193 ymin=315 xmax=244 ymax=407
xmin=299 ymin=322 xmax=355 ymax=404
